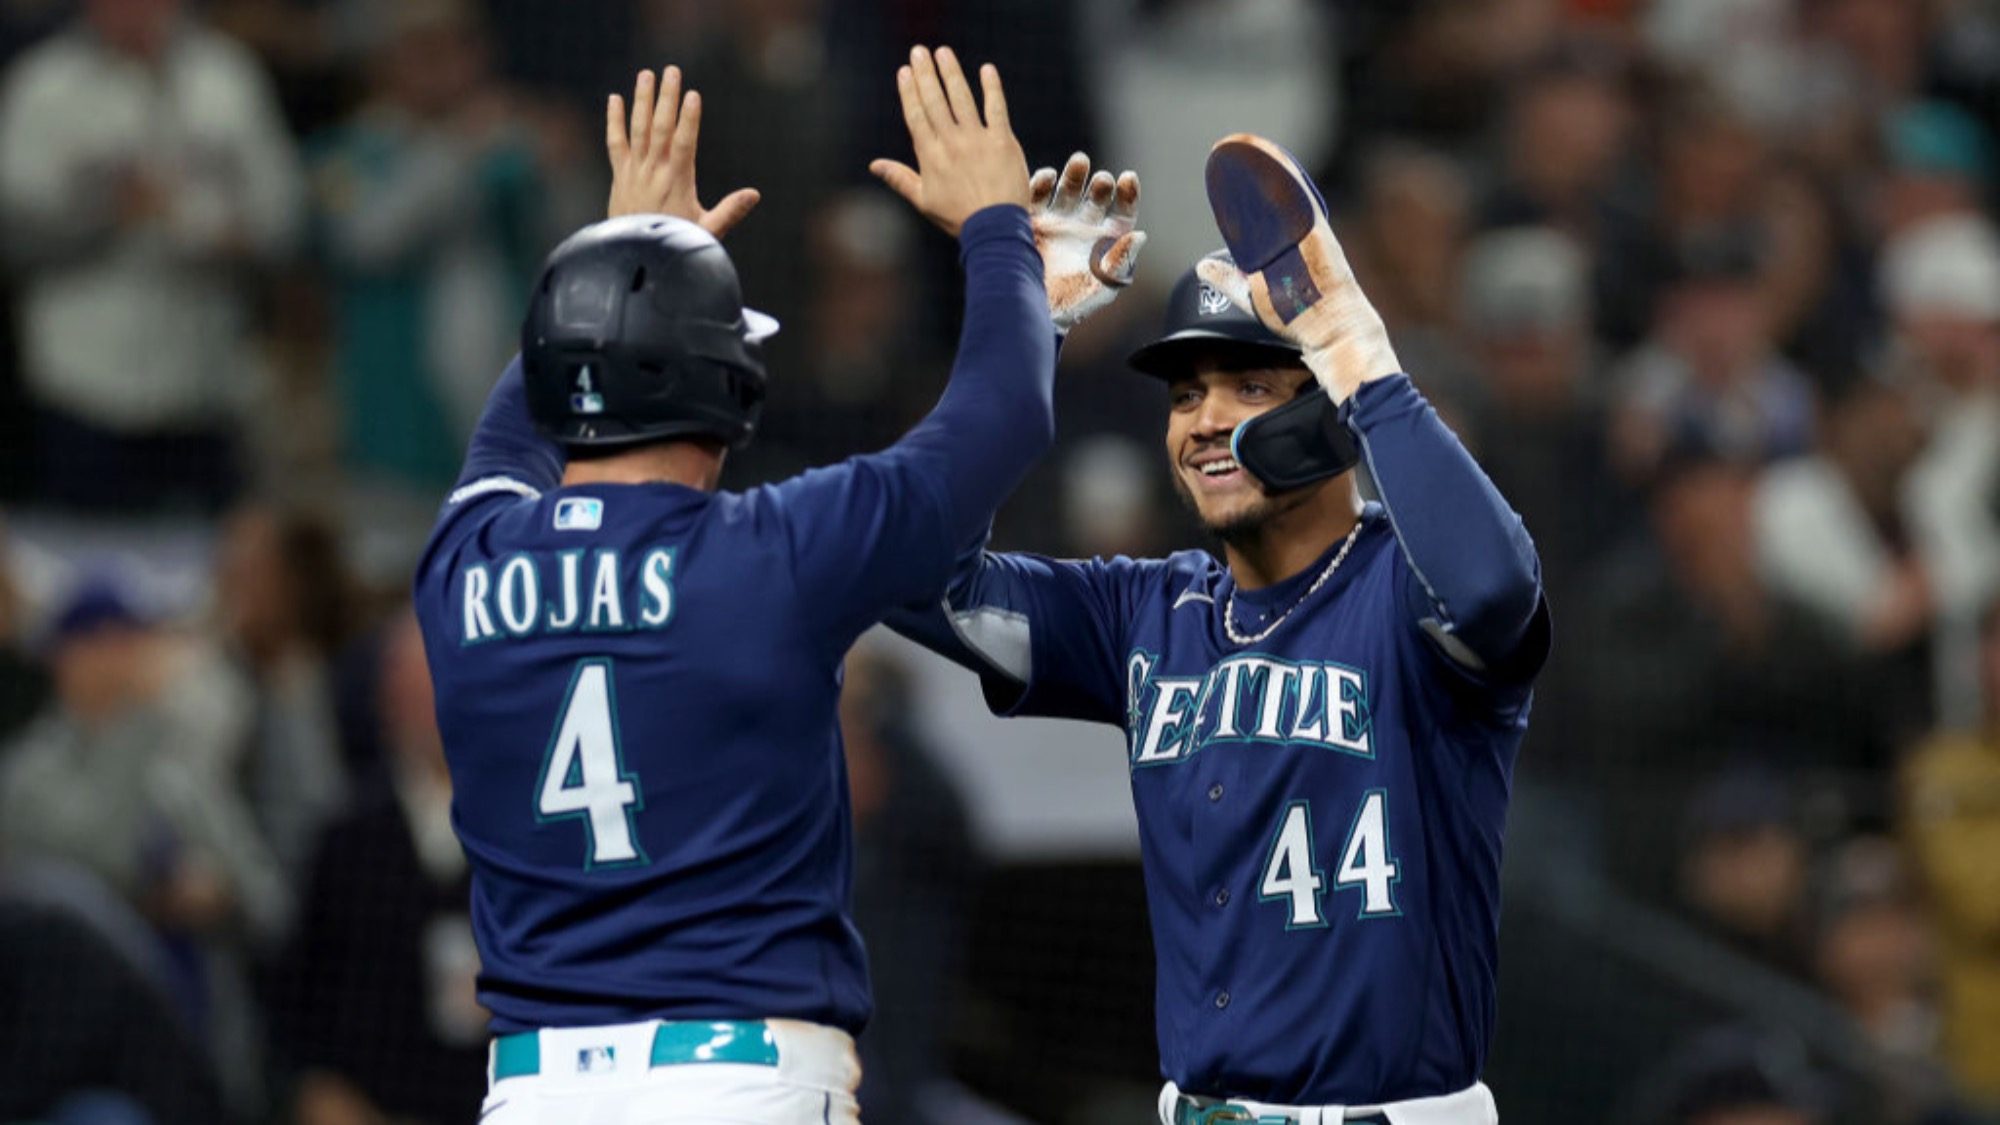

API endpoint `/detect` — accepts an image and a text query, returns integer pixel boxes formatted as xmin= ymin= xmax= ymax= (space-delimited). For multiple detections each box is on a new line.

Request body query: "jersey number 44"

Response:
xmin=1259 ymin=792 xmax=1400 ymax=928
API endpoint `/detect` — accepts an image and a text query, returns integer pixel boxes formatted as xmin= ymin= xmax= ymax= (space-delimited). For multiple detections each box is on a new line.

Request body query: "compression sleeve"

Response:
xmin=1347 ymin=374 xmax=1546 ymax=674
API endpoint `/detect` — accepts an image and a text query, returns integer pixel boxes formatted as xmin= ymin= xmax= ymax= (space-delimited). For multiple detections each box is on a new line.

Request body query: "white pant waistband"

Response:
xmin=1159 ymin=1080 xmax=1498 ymax=1125
xmin=489 ymin=1018 xmax=860 ymax=1096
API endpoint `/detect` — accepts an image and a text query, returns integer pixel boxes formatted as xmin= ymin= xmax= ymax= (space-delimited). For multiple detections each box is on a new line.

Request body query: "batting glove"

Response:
xmin=1197 ymin=134 xmax=1400 ymax=403
xmin=1031 ymin=152 xmax=1146 ymax=334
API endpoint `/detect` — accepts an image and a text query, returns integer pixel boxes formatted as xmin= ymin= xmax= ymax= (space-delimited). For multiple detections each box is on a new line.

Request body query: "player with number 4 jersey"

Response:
xmin=412 ymin=53 xmax=1140 ymax=1124
xmin=890 ymin=137 xmax=1549 ymax=1124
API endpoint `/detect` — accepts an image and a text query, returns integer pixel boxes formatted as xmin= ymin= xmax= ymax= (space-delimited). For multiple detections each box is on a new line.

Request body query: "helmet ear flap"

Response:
xmin=1229 ymin=392 xmax=1360 ymax=492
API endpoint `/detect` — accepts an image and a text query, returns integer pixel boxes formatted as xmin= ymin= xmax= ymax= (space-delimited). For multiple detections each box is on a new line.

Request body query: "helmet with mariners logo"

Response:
xmin=522 ymin=214 xmax=777 ymax=452
xmin=1129 ymin=253 xmax=1359 ymax=491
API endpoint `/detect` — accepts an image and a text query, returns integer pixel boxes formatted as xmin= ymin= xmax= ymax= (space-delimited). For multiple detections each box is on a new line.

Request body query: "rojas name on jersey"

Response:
xmin=1125 ymin=650 xmax=1372 ymax=766
xmin=460 ymin=548 xmax=677 ymax=643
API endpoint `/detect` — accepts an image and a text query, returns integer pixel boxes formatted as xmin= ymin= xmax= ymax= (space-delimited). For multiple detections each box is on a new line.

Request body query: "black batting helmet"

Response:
xmin=1127 ymin=253 xmax=1301 ymax=378
xmin=522 ymin=214 xmax=777 ymax=451
xmin=1129 ymin=254 xmax=1359 ymax=491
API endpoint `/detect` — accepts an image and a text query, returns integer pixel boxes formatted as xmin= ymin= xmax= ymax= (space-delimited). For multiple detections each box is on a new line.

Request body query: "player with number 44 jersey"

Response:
xmin=890 ymin=136 xmax=1549 ymax=1124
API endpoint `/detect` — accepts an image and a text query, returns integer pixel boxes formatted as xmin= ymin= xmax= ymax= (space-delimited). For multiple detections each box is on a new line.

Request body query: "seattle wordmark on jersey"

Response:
xmin=890 ymin=374 xmax=1550 ymax=1108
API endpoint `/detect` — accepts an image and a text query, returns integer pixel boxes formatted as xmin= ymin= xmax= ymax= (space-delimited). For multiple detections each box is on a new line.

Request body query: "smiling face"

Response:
xmin=1165 ymin=358 xmax=1323 ymax=542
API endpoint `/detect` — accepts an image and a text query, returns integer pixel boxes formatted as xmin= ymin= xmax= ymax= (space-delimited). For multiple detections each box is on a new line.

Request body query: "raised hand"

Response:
xmin=1197 ymin=133 xmax=1400 ymax=403
xmin=605 ymin=66 xmax=761 ymax=238
xmin=1031 ymin=152 xmax=1146 ymax=333
xmin=868 ymin=46 xmax=1030 ymax=237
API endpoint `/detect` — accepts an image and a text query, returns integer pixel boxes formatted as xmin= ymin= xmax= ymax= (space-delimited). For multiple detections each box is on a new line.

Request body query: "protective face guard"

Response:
xmin=1228 ymin=391 xmax=1360 ymax=492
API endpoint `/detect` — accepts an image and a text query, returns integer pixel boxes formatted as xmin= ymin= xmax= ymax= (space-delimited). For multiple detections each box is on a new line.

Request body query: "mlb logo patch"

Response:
xmin=576 ymin=1045 xmax=616 ymax=1074
xmin=571 ymin=365 xmax=606 ymax=415
xmin=554 ymin=497 xmax=604 ymax=531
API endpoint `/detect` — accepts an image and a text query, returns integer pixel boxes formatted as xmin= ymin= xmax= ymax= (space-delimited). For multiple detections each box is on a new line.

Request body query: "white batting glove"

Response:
xmin=1196 ymin=134 xmax=1399 ymax=403
xmin=1030 ymin=152 xmax=1146 ymax=334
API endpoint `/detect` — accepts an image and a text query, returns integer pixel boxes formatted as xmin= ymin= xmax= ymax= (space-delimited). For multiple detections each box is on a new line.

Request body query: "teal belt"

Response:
xmin=492 ymin=1020 xmax=779 ymax=1081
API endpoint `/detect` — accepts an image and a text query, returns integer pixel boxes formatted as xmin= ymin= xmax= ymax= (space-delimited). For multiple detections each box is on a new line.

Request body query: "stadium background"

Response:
xmin=1 ymin=0 xmax=1998 ymax=1123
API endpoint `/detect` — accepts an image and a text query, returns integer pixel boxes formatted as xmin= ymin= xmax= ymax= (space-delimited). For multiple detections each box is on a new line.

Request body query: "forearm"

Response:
xmin=1349 ymin=374 xmax=1542 ymax=664
xmin=888 ymin=204 xmax=1056 ymax=543
xmin=452 ymin=357 xmax=564 ymax=497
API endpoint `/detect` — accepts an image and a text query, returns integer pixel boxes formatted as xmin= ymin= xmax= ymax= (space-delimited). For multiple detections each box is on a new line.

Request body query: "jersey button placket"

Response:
xmin=1214 ymin=990 xmax=1230 ymax=1009
xmin=1208 ymin=783 xmax=1224 ymax=802
xmin=1213 ymin=887 xmax=1229 ymax=906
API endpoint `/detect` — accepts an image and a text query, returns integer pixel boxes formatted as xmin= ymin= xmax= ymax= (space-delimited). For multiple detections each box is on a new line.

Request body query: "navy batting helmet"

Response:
xmin=1129 ymin=254 xmax=1359 ymax=491
xmin=522 ymin=214 xmax=777 ymax=451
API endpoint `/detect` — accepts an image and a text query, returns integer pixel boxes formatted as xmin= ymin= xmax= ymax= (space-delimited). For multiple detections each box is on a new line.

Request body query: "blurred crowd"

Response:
xmin=0 ymin=0 xmax=1999 ymax=1124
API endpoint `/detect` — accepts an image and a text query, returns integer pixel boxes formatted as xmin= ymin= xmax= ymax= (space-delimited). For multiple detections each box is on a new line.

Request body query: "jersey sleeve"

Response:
xmin=885 ymin=538 xmax=1151 ymax=726
xmin=774 ymin=205 xmax=1057 ymax=644
xmin=412 ymin=356 xmax=563 ymax=598
xmin=439 ymin=357 xmax=564 ymax=514
xmin=1348 ymin=374 xmax=1550 ymax=689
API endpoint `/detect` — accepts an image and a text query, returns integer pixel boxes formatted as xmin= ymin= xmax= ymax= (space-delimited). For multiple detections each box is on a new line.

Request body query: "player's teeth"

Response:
xmin=1202 ymin=459 xmax=1238 ymax=476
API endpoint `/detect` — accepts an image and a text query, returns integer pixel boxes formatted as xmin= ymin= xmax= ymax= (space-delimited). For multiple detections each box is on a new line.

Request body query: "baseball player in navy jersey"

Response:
xmin=411 ymin=52 xmax=1142 ymax=1124
xmin=889 ymin=137 xmax=1549 ymax=1124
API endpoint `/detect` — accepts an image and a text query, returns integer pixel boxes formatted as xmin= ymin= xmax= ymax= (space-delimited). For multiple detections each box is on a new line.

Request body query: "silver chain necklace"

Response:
xmin=1222 ymin=521 xmax=1365 ymax=647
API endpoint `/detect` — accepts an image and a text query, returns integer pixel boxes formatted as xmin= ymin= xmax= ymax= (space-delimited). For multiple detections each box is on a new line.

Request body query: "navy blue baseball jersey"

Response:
xmin=412 ymin=205 xmax=1054 ymax=1035
xmin=891 ymin=374 xmax=1548 ymax=1105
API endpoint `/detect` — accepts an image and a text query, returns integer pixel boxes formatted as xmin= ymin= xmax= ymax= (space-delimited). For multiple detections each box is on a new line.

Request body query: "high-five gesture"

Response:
xmin=605 ymin=66 xmax=761 ymax=237
xmin=869 ymin=46 xmax=1030 ymax=237
xmin=1197 ymin=134 xmax=1400 ymax=403
xmin=1031 ymin=152 xmax=1146 ymax=333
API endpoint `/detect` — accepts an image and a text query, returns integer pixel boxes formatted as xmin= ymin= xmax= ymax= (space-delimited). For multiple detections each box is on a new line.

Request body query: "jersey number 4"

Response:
xmin=536 ymin=659 xmax=648 ymax=868
xmin=1258 ymin=792 xmax=1400 ymax=928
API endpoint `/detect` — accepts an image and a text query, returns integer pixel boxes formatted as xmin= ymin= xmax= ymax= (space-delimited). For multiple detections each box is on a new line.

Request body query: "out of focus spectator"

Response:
xmin=1752 ymin=373 xmax=1935 ymax=738
xmin=1059 ymin=435 xmax=1167 ymax=562
xmin=0 ymin=579 xmax=286 ymax=1113
xmin=1579 ymin=446 xmax=1886 ymax=784
xmin=0 ymin=520 xmax=51 ymax=742
xmin=0 ymin=581 xmax=284 ymax=943
xmin=842 ymin=641 xmax=981 ymax=1125
xmin=737 ymin=190 xmax=938 ymax=482
xmin=1902 ymin=599 xmax=2000 ymax=1109
xmin=1881 ymin=214 xmax=2000 ymax=728
xmin=1459 ymin=225 xmax=1619 ymax=601
xmin=650 ymin=0 xmax=837 ymax=385
xmin=1809 ymin=839 xmax=1943 ymax=1091
xmin=281 ymin=609 xmax=483 ymax=1125
xmin=205 ymin=0 xmax=377 ymax=137
xmin=1677 ymin=769 xmax=1815 ymax=980
xmin=1479 ymin=43 xmax=1633 ymax=241
xmin=1457 ymin=225 xmax=1619 ymax=766
xmin=1597 ymin=92 xmax=1770 ymax=349
xmin=0 ymin=0 xmax=303 ymax=515
xmin=211 ymin=504 xmax=355 ymax=881
xmin=1608 ymin=228 xmax=1816 ymax=484
xmin=307 ymin=0 xmax=563 ymax=506
xmin=1346 ymin=144 xmax=1483 ymax=422
xmin=1880 ymin=100 xmax=1997 ymax=239
xmin=1628 ymin=1026 xmax=1828 ymax=1125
